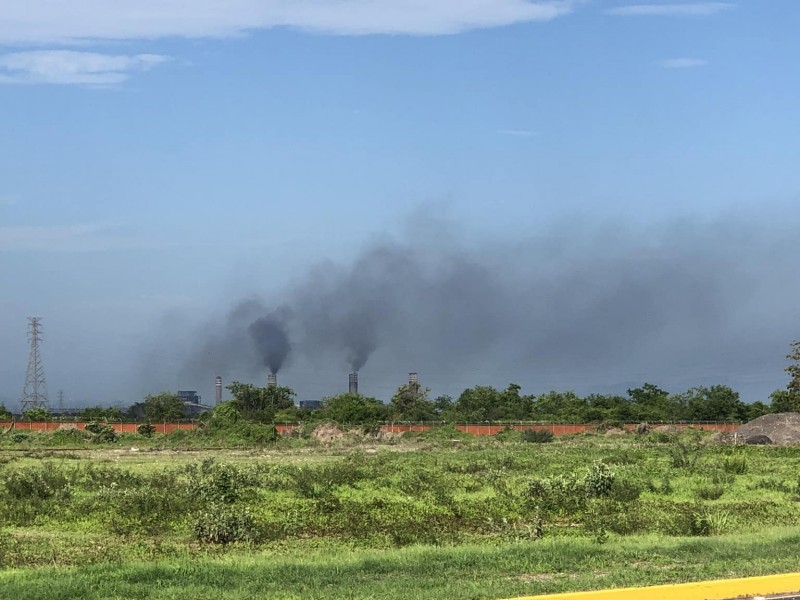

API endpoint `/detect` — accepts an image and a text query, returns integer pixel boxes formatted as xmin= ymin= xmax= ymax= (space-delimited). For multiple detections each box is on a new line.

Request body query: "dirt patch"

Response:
xmin=733 ymin=412 xmax=800 ymax=446
xmin=512 ymin=573 xmax=566 ymax=583
xmin=312 ymin=423 xmax=345 ymax=443
xmin=605 ymin=427 xmax=627 ymax=436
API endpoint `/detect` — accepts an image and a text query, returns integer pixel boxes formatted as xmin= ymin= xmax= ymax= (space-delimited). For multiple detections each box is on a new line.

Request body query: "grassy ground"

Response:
xmin=4 ymin=529 xmax=800 ymax=599
xmin=2 ymin=428 xmax=800 ymax=598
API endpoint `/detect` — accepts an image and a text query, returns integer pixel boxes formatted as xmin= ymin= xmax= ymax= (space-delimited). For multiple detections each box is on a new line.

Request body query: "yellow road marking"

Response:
xmin=507 ymin=572 xmax=800 ymax=600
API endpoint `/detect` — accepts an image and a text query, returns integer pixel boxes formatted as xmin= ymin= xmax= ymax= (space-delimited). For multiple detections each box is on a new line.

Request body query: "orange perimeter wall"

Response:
xmin=0 ymin=421 xmax=739 ymax=436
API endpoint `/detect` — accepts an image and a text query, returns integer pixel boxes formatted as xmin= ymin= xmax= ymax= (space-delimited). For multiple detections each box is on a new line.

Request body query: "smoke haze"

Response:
xmin=167 ymin=211 xmax=799 ymax=403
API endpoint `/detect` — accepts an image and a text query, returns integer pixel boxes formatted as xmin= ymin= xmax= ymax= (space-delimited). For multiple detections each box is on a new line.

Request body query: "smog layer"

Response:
xmin=158 ymin=211 xmax=799 ymax=402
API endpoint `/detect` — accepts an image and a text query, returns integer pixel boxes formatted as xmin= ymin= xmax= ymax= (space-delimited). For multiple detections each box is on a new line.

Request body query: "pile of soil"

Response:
xmin=733 ymin=412 xmax=800 ymax=446
xmin=312 ymin=423 xmax=344 ymax=443
xmin=605 ymin=427 xmax=627 ymax=436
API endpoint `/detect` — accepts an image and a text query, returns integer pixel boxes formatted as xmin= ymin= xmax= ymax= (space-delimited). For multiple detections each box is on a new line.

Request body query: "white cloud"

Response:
xmin=0 ymin=50 xmax=168 ymax=85
xmin=608 ymin=3 xmax=733 ymax=16
xmin=658 ymin=58 xmax=708 ymax=68
xmin=0 ymin=1 xmax=575 ymax=44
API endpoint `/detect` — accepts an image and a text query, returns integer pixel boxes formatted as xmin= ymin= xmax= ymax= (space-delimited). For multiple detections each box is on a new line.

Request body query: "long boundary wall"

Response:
xmin=0 ymin=421 xmax=737 ymax=436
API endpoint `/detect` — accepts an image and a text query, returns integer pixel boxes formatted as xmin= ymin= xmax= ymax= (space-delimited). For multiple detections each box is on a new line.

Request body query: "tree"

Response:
xmin=530 ymin=390 xmax=585 ymax=423
xmin=226 ymin=382 xmax=295 ymax=423
xmin=144 ymin=392 xmax=187 ymax=422
xmin=318 ymin=393 xmax=389 ymax=424
xmin=0 ymin=405 xmax=12 ymax=421
xmin=390 ymin=382 xmax=437 ymax=421
xmin=455 ymin=384 xmax=533 ymax=421
xmin=455 ymin=386 xmax=500 ymax=422
xmin=786 ymin=340 xmax=800 ymax=393
xmin=745 ymin=401 xmax=770 ymax=421
xmin=627 ymin=383 xmax=682 ymax=422
xmin=22 ymin=407 xmax=52 ymax=421
xmin=769 ymin=342 xmax=800 ymax=414
xmin=582 ymin=394 xmax=633 ymax=423
xmin=81 ymin=406 xmax=123 ymax=421
xmin=770 ymin=389 xmax=800 ymax=413
xmin=682 ymin=386 xmax=746 ymax=422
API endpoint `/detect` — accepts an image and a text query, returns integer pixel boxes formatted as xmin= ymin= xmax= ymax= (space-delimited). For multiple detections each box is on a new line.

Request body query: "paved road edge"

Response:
xmin=505 ymin=572 xmax=800 ymax=600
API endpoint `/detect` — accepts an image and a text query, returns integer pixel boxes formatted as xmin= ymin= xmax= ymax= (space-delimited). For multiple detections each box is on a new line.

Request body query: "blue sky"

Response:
xmin=2 ymin=1 xmax=799 ymax=409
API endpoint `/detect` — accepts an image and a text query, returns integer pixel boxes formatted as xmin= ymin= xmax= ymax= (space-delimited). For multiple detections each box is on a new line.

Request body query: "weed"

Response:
xmin=521 ymin=429 xmax=554 ymax=444
xmin=666 ymin=437 xmax=704 ymax=470
xmin=696 ymin=484 xmax=726 ymax=501
xmin=722 ymin=456 xmax=748 ymax=474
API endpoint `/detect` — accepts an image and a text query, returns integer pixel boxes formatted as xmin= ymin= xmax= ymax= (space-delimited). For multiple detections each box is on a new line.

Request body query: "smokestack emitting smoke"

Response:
xmin=215 ymin=376 xmax=222 ymax=404
xmin=267 ymin=373 xmax=277 ymax=388
xmin=349 ymin=372 xmax=359 ymax=395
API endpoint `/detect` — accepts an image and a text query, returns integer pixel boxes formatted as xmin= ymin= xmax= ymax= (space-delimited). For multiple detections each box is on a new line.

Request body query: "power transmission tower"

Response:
xmin=21 ymin=317 xmax=49 ymax=412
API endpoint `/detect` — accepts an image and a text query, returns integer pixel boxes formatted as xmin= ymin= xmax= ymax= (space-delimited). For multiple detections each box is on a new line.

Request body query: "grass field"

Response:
xmin=2 ymin=427 xmax=800 ymax=598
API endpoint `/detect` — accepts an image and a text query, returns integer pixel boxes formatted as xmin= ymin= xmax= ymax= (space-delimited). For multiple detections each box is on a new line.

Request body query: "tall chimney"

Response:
xmin=267 ymin=373 xmax=277 ymax=388
xmin=408 ymin=372 xmax=418 ymax=386
xmin=349 ymin=372 xmax=359 ymax=395
xmin=215 ymin=376 xmax=222 ymax=404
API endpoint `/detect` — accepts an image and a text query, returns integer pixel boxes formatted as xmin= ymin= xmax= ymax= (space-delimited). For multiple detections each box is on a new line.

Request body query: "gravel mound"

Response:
xmin=734 ymin=413 xmax=800 ymax=446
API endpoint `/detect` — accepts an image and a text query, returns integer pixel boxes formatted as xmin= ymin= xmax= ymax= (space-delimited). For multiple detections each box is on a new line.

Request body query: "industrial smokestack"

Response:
xmin=349 ymin=372 xmax=359 ymax=395
xmin=408 ymin=372 xmax=418 ymax=386
xmin=267 ymin=373 xmax=277 ymax=388
xmin=215 ymin=376 xmax=222 ymax=404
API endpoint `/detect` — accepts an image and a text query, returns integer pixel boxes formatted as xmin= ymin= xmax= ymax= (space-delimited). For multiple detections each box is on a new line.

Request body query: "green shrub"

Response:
xmin=11 ymin=432 xmax=29 ymax=444
xmin=84 ymin=422 xmax=117 ymax=443
xmin=136 ymin=423 xmax=156 ymax=438
xmin=521 ymin=429 xmax=554 ymax=444
xmin=722 ymin=456 xmax=748 ymax=474
xmin=193 ymin=503 xmax=258 ymax=544
xmin=609 ymin=479 xmax=642 ymax=503
xmin=186 ymin=459 xmax=256 ymax=504
xmin=3 ymin=466 xmax=71 ymax=501
xmin=527 ymin=474 xmax=586 ymax=516
xmin=584 ymin=463 xmax=615 ymax=498
xmin=696 ymin=484 xmax=726 ymax=501
xmin=666 ymin=437 xmax=704 ymax=470
xmin=97 ymin=471 xmax=188 ymax=535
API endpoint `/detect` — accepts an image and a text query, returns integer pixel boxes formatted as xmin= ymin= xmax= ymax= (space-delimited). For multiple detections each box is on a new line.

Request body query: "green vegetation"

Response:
xmin=5 ymin=529 xmax=800 ymax=600
xmin=3 ymin=430 xmax=800 ymax=598
xmin=2 ymin=342 xmax=800 ymax=599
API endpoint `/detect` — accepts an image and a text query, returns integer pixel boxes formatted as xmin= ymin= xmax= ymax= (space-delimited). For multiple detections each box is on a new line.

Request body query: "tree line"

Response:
xmin=4 ymin=341 xmax=800 ymax=426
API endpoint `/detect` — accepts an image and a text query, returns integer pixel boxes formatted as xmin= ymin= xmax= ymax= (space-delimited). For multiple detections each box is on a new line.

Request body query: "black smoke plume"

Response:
xmin=249 ymin=311 xmax=291 ymax=374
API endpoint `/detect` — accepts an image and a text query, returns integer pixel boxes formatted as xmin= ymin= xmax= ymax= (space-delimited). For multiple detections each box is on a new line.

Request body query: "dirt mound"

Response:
xmin=605 ymin=427 xmax=627 ymax=436
xmin=312 ymin=423 xmax=344 ymax=443
xmin=734 ymin=413 xmax=800 ymax=446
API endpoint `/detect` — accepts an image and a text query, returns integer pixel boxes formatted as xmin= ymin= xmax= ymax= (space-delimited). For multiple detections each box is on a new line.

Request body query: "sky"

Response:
xmin=1 ymin=1 xmax=799 ymax=410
